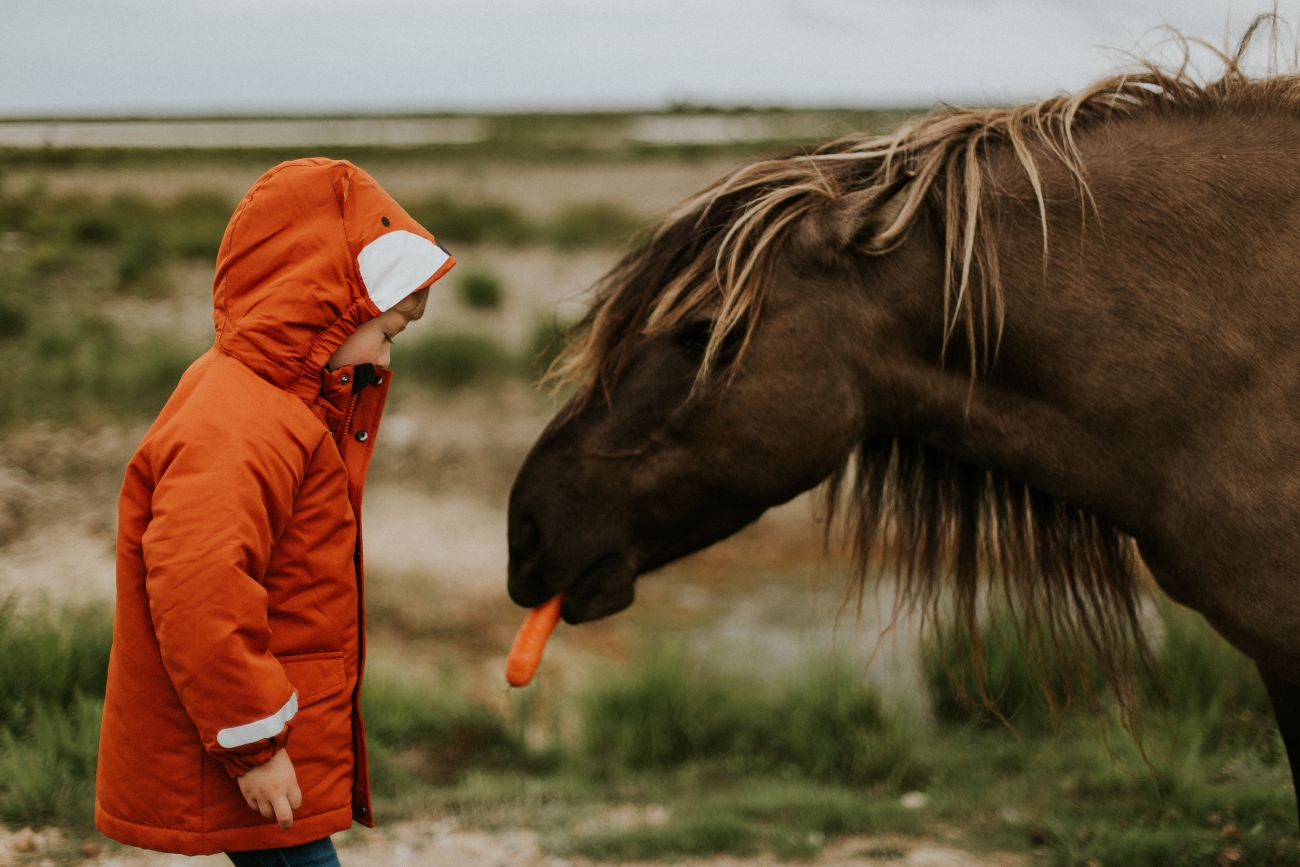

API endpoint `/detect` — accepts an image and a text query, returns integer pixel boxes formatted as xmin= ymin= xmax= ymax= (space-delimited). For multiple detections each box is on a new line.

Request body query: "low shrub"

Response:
xmin=116 ymin=227 xmax=169 ymax=295
xmin=456 ymin=269 xmax=505 ymax=310
xmin=406 ymin=197 xmax=532 ymax=246
xmin=0 ymin=301 xmax=29 ymax=340
xmin=524 ymin=315 xmax=573 ymax=381
xmin=0 ymin=316 xmax=192 ymax=424
xmin=166 ymin=191 xmax=233 ymax=260
xmin=546 ymin=203 xmax=646 ymax=249
xmin=0 ymin=696 xmax=102 ymax=828
xmin=392 ymin=330 xmax=513 ymax=390
xmin=362 ymin=677 xmax=529 ymax=786
xmin=923 ymin=603 xmax=1282 ymax=753
xmin=0 ymin=601 xmax=112 ymax=732
xmin=579 ymin=653 xmax=921 ymax=786
xmin=0 ymin=603 xmax=112 ymax=829
xmin=569 ymin=813 xmax=757 ymax=861
xmin=923 ymin=615 xmax=1066 ymax=733
xmin=581 ymin=655 xmax=748 ymax=770
xmin=1147 ymin=604 xmax=1278 ymax=758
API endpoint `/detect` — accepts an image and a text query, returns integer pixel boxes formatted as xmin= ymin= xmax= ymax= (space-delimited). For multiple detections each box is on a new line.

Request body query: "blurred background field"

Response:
xmin=0 ymin=116 xmax=1295 ymax=867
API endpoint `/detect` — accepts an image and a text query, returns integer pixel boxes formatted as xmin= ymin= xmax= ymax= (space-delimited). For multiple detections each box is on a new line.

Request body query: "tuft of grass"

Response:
xmin=406 ymin=196 xmax=532 ymax=246
xmin=1146 ymin=604 xmax=1279 ymax=759
xmin=581 ymin=654 xmax=747 ymax=771
xmin=392 ymin=329 xmax=514 ymax=390
xmin=0 ymin=600 xmax=112 ymax=733
xmin=165 ymin=190 xmax=232 ymax=260
xmin=0 ymin=301 xmax=28 ymax=340
xmin=923 ymin=604 xmax=1124 ymax=735
xmin=524 ymin=315 xmax=573 ymax=381
xmin=456 ymin=269 xmax=505 ymax=310
xmin=580 ymin=653 xmax=922 ymax=787
xmin=546 ymin=202 xmax=646 ymax=249
xmin=362 ymin=676 xmax=535 ymax=786
xmin=0 ymin=602 xmax=112 ymax=829
xmin=403 ymin=195 xmax=647 ymax=250
xmin=0 ymin=315 xmax=193 ymax=425
xmin=568 ymin=812 xmax=757 ymax=860
xmin=0 ymin=696 xmax=102 ymax=829
xmin=116 ymin=226 xmax=169 ymax=295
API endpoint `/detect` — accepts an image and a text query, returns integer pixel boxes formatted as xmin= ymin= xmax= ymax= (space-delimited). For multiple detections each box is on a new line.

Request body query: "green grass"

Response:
xmin=4 ymin=598 xmax=1299 ymax=866
xmin=455 ymin=268 xmax=506 ymax=310
xmin=361 ymin=676 xmax=549 ymax=791
xmin=0 ymin=178 xmax=631 ymax=426
xmin=392 ymin=330 xmax=515 ymax=390
xmin=546 ymin=203 xmax=646 ymax=249
xmin=407 ymin=194 xmax=649 ymax=249
xmin=0 ymin=601 xmax=111 ymax=829
xmin=407 ymin=197 xmax=533 ymax=247
xmin=569 ymin=811 xmax=758 ymax=860
xmin=580 ymin=652 xmax=926 ymax=788
xmin=524 ymin=315 xmax=574 ymax=380
xmin=390 ymin=319 xmax=578 ymax=390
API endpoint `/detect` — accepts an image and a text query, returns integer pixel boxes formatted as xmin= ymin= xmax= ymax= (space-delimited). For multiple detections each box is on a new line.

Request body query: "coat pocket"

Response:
xmin=278 ymin=652 xmax=347 ymax=709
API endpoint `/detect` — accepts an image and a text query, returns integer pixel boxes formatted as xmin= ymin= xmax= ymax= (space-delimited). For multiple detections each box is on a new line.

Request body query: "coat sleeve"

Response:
xmin=141 ymin=416 xmax=314 ymax=778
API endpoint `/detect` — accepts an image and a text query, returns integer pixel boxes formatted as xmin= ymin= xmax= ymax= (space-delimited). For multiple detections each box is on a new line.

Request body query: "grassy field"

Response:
xmin=0 ymin=170 xmax=608 ymax=427
xmin=1 ymin=600 xmax=1294 ymax=866
xmin=0 ymin=122 xmax=1296 ymax=866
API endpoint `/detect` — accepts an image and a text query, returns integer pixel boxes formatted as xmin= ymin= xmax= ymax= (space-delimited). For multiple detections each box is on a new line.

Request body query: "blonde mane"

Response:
xmin=556 ymin=14 xmax=1299 ymax=397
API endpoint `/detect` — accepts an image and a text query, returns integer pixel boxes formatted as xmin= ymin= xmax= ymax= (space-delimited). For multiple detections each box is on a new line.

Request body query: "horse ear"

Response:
xmin=793 ymin=182 xmax=912 ymax=257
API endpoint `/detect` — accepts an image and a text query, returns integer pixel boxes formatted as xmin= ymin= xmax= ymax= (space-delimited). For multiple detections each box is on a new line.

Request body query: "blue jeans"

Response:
xmin=226 ymin=837 xmax=341 ymax=867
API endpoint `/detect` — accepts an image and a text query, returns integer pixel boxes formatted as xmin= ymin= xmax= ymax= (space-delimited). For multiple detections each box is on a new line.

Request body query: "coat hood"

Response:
xmin=212 ymin=158 xmax=454 ymax=400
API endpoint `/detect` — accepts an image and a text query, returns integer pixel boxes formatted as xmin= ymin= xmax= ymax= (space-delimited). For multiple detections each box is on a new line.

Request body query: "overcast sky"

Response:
xmin=3 ymin=0 xmax=1289 ymax=116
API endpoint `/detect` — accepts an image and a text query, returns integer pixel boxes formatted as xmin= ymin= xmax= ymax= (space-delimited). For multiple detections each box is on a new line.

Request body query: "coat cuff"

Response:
xmin=217 ymin=725 xmax=292 ymax=779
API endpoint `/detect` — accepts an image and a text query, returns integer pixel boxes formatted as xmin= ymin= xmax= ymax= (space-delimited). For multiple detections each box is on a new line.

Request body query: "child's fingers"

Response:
xmin=271 ymin=795 xmax=294 ymax=830
xmin=289 ymin=781 xmax=303 ymax=811
xmin=256 ymin=798 xmax=275 ymax=821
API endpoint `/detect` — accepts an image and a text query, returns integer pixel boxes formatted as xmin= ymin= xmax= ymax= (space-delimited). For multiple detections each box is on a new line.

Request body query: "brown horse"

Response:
xmin=507 ymin=23 xmax=1300 ymax=799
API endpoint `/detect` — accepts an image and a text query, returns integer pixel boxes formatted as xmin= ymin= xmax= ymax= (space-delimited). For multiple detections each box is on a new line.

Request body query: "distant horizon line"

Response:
xmin=0 ymin=102 xmax=1013 ymax=125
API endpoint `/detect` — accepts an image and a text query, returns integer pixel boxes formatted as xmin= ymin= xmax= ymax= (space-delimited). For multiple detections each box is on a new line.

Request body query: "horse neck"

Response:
xmin=865 ymin=110 xmax=1300 ymax=542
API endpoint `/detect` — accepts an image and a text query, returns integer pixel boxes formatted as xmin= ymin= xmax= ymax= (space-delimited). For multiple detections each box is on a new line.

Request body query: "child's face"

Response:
xmin=327 ymin=308 xmax=410 ymax=371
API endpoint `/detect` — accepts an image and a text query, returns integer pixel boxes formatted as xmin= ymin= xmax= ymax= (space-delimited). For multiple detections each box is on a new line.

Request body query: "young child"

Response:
xmin=93 ymin=158 xmax=455 ymax=866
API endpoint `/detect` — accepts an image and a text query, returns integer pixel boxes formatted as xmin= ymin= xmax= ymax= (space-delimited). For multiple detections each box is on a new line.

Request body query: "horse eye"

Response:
xmin=674 ymin=320 xmax=714 ymax=360
xmin=673 ymin=319 xmax=744 ymax=363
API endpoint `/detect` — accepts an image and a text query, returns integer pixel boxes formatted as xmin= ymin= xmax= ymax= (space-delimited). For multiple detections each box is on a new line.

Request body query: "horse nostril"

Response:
xmin=510 ymin=515 xmax=541 ymax=564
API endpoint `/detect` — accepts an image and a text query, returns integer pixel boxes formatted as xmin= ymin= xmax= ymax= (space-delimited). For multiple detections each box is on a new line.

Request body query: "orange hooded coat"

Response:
xmin=95 ymin=159 xmax=454 ymax=855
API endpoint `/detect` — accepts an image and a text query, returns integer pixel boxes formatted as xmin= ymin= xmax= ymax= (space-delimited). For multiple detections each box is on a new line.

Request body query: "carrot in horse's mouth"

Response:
xmin=505 ymin=594 xmax=563 ymax=687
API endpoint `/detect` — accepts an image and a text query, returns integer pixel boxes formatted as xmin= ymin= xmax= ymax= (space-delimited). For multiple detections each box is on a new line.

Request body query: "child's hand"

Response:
xmin=236 ymin=748 xmax=302 ymax=829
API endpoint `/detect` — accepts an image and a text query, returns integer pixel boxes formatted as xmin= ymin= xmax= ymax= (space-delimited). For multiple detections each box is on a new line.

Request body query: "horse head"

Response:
xmin=507 ymin=178 xmax=928 ymax=623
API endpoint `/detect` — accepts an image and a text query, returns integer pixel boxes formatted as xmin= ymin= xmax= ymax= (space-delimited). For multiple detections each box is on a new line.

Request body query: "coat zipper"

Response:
xmin=338 ymin=392 xmax=360 ymax=443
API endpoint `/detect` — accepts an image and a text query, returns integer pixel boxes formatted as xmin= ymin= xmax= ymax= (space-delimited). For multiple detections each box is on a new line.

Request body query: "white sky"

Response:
xmin=3 ymin=0 xmax=1288 ymax=116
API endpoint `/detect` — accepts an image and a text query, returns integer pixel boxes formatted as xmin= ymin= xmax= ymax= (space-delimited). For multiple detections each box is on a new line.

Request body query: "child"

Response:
xmin=93 ymin=158 xmax=454 ymax=866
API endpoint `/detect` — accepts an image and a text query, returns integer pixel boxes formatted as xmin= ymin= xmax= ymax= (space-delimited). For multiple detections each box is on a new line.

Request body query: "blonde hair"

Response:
xmin=392 ymin=286 xmax=430 ymax=321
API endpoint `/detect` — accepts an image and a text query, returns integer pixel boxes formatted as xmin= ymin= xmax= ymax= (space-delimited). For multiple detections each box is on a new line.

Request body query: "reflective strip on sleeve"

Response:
xmin=216 ymin=692 xmax=298 ymax=749
xmin=357 ymin=230 xmax=452 ymax=312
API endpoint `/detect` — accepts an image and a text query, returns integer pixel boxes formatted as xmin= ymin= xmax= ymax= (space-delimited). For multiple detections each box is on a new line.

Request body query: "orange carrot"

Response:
xmin=505 ymin=594 xmax=564 ymax=687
